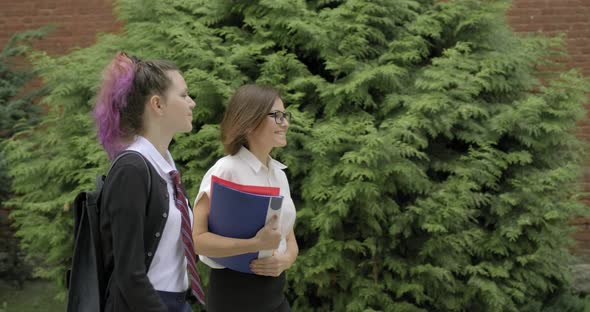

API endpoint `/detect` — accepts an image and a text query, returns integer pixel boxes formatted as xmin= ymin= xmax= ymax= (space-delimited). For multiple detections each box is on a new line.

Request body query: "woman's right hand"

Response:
xmin=254 ymin=215 xmax=281 ymax=251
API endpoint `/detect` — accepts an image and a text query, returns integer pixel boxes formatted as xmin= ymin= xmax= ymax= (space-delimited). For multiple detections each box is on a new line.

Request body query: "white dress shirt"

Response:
xmin=126 ymin=136 xmax=190 ymax=292
xmin=195 ymin=146 xmax=297 ymax=269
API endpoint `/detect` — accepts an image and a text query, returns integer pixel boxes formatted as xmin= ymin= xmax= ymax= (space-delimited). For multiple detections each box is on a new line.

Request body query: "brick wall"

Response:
xmin=508 ymin=0 xmax=590 ymax=75
xmin=0 ymin=0 xmax=121 ymax=54
xmin=507 ymin=0 xmax=590 ymax=258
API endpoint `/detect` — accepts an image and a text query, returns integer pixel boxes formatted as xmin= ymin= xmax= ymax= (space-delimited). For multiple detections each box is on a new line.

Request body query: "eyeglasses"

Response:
xmin=267 ymin=111 xmax=292 ymax=124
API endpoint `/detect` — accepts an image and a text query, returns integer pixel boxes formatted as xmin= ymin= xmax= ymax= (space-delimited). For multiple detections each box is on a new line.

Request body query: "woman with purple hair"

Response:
xmin=94 ymin=52 xmax=203 ymax=312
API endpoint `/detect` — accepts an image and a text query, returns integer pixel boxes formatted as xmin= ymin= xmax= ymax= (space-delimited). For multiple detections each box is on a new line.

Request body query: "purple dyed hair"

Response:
xmin=94 ymin=52 xmax=135 ymax=158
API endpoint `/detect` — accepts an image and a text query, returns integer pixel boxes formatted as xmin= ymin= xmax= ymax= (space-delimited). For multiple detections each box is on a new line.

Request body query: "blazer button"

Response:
xmin=164 ymin=192 xmax=169 ymax=199
xmin=162 ymin=212 xmax=168 ymax=218
xmin=147 ymin=252 xmax=153 ymax=257
xmin=155 ymin=232 xmax=161 ymax=238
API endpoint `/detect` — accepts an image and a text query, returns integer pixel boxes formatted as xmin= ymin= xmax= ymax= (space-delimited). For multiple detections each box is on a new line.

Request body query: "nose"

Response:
xmin=280 ymin=117 xmax=289 ymax=128
xmin=189 ymin=96 xmax=196 ymax=109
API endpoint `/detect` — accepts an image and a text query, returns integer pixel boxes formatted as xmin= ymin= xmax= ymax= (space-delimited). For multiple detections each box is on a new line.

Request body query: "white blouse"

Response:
xmin=194 ymin=146 xmax=297 ymax=269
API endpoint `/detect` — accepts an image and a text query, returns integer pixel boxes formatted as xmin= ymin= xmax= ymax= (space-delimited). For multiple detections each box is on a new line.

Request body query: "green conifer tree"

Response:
xmin=0 ymin=28 xmax=48 ymax=284
xmin=0 ymin=28 xmax=48 ymax=205
xmin=4 ymin=0 xmax=589 ymax=310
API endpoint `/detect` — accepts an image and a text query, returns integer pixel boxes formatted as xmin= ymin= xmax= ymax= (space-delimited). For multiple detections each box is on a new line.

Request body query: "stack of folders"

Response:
xmin=208 ymin=175 xmax=283 ymax=274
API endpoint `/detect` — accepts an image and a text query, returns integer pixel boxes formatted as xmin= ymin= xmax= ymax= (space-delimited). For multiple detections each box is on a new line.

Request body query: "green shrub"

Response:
xmin=0 ymin=27 xmax=49 ymax=284
xmin=5 ymin=1 xmax=589 ymax=311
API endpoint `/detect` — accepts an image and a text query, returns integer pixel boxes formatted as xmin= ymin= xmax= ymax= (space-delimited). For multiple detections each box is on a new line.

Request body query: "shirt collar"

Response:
xmin=126 ymin=136 xmax=177 ymax=179
xmin=237 ymin=146 xmax=287 ymax=173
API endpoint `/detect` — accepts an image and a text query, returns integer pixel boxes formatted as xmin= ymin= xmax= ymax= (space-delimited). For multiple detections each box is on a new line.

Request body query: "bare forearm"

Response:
xmin=194 ymin=232 xmax=260 ymax=257
xmin=284 ymin=230 xmax=299 ymax=267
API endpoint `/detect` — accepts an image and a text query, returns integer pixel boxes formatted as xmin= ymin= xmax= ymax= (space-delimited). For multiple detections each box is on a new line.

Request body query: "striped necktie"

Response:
xmin=169 ymin=170 xmax=205 ymax=305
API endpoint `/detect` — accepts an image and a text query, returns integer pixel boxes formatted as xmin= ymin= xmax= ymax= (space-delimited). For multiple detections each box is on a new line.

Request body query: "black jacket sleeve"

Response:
xmin=103 ymin=156 xmax=167 ymax=312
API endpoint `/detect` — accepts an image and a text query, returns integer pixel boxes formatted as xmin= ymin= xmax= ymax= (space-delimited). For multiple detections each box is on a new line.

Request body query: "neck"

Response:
xmin=141 ymin=126 xmax=172 ymax=160
xmin=247 ymin=143 xmax=271 ymax=167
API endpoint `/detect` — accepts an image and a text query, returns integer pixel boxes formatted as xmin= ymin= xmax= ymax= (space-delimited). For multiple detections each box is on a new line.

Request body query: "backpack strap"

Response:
xmin=97 ymin=150 xmax=152 ymax=201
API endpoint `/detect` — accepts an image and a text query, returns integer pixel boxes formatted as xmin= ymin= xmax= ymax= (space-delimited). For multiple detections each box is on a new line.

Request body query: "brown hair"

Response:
xmin=121 ymin=56 xmax=179 ymax=140
xmin=220 ymin=84 xmax=280 ymax=155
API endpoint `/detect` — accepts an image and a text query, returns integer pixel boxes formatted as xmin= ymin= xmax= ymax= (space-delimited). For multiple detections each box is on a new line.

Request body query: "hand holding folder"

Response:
xmin=254 ymin=215 xmax=282 ymax=251
xmin=208 ymin=176 xmax=283 ymax=274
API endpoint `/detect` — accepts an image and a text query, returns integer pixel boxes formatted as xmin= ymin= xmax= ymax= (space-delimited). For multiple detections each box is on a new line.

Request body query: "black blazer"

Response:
xmin=99 ymin=153 xmax=170 ymax=312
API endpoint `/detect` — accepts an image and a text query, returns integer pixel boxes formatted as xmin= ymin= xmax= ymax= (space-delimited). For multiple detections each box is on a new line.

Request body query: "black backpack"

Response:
xmin=66 ymin=151 xmax=151 ymax=312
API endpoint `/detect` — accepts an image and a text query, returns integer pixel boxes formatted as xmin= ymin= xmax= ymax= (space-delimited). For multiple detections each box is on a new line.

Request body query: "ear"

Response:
xmin=147 ymin=94 xmax=165 ymax=116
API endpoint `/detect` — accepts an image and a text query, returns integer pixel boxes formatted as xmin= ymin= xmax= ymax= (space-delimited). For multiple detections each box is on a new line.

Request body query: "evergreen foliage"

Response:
xmin=0 ymin=28 xmax=48 ymax=205
xmin=4 ymin=0 xmax=590 ymax=310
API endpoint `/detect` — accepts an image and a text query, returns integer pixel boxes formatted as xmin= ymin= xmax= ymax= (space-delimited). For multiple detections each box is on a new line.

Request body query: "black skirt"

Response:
xmin=207 ymin=268 xmax=290 ymax=312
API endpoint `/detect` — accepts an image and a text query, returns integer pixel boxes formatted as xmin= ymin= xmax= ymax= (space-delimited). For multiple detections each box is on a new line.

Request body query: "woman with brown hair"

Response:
xmin=192 ymin=84 xmax=298 ymax=311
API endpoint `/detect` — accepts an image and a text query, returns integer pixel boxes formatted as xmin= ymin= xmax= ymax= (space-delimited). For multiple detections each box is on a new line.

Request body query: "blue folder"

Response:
xmin=208 ymin=181 xmax=283 ymax=274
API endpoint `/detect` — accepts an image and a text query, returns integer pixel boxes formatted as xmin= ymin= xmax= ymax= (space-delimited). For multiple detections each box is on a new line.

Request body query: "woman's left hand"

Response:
xmin=250 ymin=253 xmax=293 ymax=277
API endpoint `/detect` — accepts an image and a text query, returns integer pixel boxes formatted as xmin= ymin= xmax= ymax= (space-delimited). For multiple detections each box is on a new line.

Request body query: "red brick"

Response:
xmin=507 ymin=15 xmax=534 ymax=26
xmin=34 ymin=1 xmax=57 ymax=10
xmin=572 ymin=229 xmax=590 ymax=241
xmin=571 ymin=217 xmax=590 ymax=225
xmin=2 ymin=5 xmax=32 ymax=16
xmin=568 ymin=30 xmax=590 ymax=38
xmin=513 ymin=0 xmax=548 ymax=9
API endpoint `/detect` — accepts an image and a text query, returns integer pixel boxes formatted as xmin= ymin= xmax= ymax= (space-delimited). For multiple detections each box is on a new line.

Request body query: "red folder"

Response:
xmin=210 ymin=175 xmax=280 ymax=196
